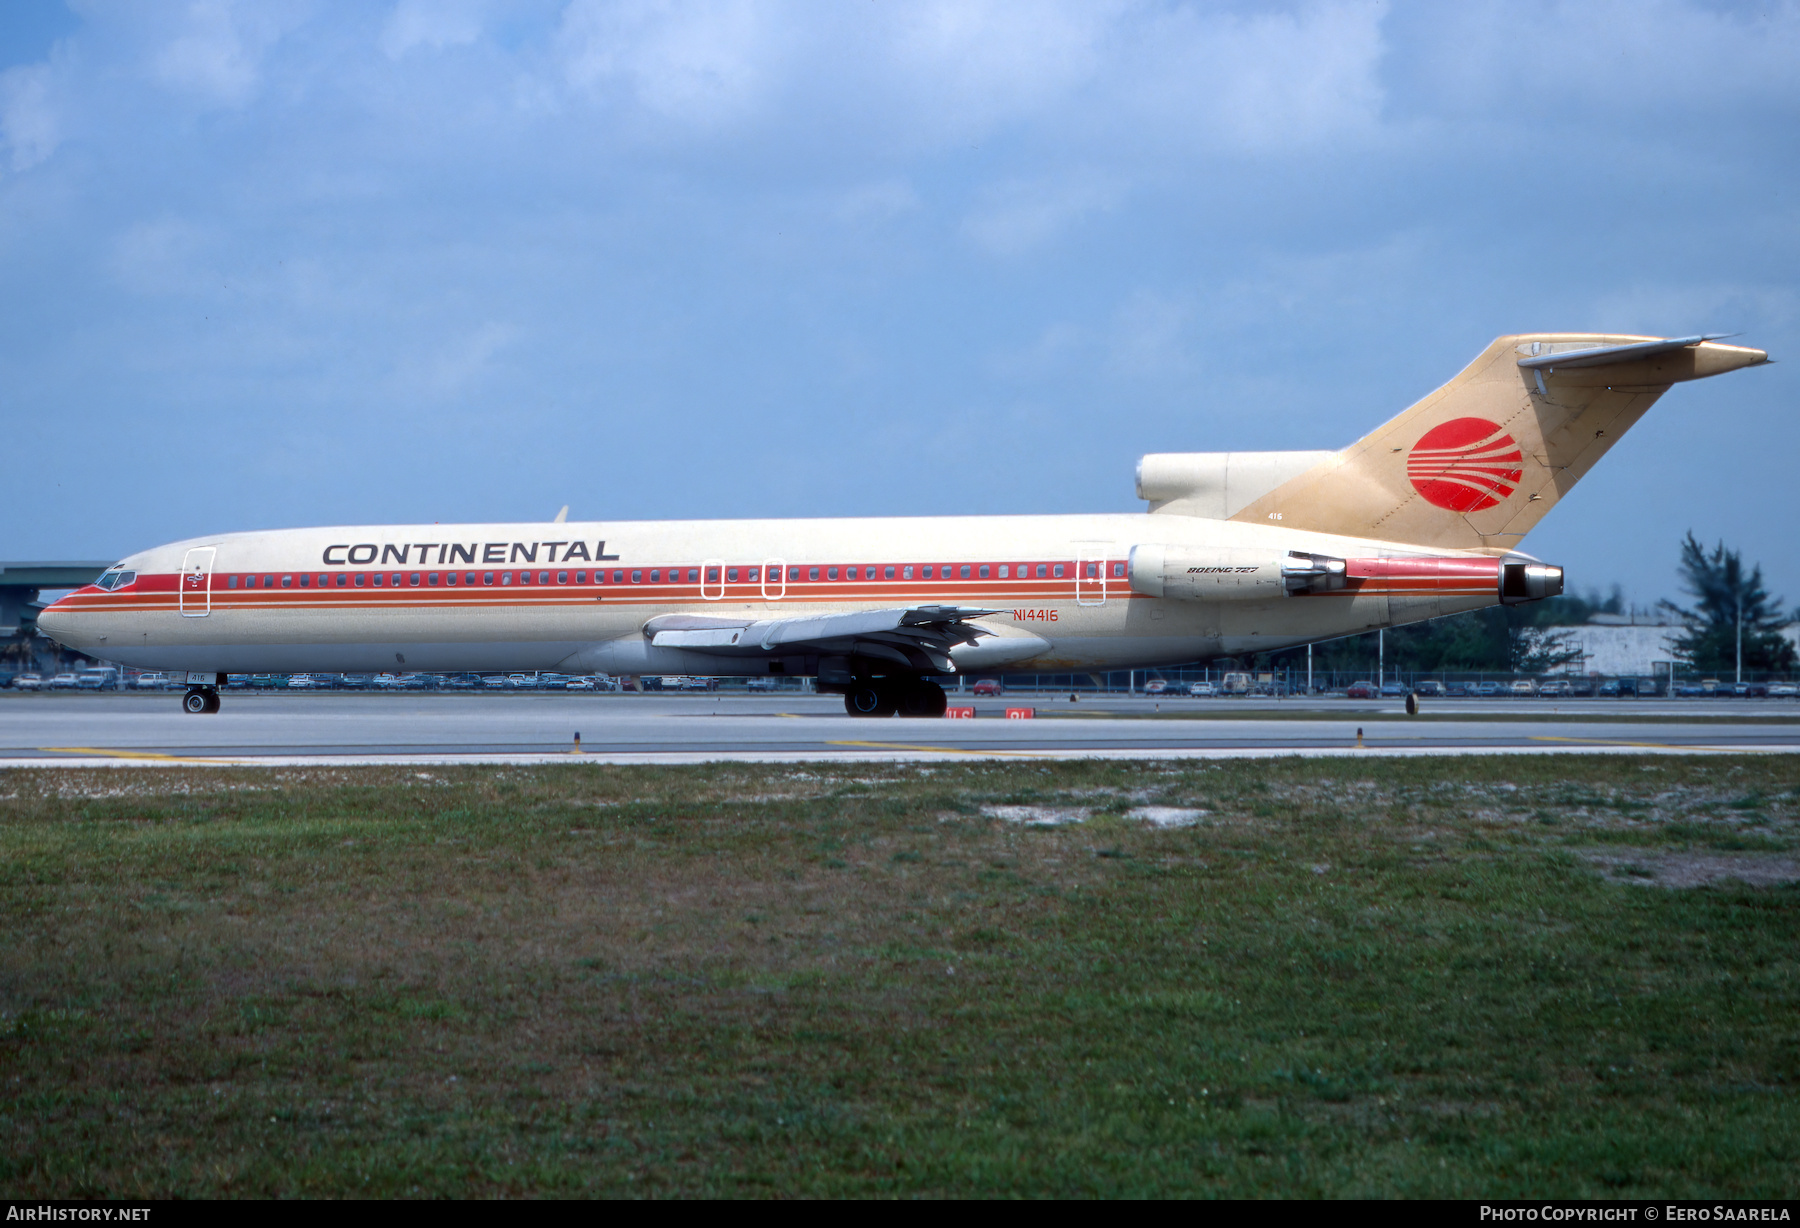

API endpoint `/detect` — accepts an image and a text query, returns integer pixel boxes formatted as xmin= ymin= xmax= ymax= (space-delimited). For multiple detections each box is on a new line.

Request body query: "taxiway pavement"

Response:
xmin=2 ymin=692 xmax=1797 ymax=766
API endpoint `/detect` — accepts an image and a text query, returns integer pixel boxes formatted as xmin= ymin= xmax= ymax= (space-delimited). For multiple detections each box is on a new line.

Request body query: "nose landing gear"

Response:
xmin=183 ymin=686 xmax=220 ymax=714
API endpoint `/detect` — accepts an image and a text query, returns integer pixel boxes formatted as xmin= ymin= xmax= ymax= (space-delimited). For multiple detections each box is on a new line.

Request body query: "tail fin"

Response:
xmin=1226 ymin=334 xmax=1768 ymax=550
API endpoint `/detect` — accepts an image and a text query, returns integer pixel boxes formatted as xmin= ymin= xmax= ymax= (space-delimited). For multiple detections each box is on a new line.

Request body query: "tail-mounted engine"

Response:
xmin=1129 ymin=543 xmax=1564 ymax=605
xmin=1128 ymin=545 xmax=1348 ymax=600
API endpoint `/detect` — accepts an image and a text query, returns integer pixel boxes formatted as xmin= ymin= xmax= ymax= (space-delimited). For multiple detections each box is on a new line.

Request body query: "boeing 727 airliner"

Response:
xmin=38 ymin=333 xmax=1769 ymax=715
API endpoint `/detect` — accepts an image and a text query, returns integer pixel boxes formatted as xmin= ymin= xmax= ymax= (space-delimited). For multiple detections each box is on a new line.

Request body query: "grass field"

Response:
xmin=2 ymin=756 xmax=1797 ymax=1198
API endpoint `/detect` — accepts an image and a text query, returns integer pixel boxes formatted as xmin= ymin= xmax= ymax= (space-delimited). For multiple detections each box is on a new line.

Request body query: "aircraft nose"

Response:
xmin=35 ymin=599 xmax=71 ymax=643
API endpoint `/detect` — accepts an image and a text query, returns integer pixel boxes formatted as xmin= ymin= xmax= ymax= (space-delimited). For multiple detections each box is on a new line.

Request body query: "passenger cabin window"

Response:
xmin=615 ymin=570 xmax=626 ymax=583
xmin=575 ymin=571 xmax=586 ymax=583
xmin=501 ymin=572 xmax=513 ymax=585
xmin=557 ymin=571 xmax=568 ymax=584
xmin=1036 ymin=564 xmax=1047 ymax=578
xmin=726 ymin=568 xmax=738 ymax=582
xmin=227 ymin=576 xmax=238 ymax=589
xmin=539 ymin=571 xmax=549 ymax=585
xmin=747 ymin=567 xmax=759 ymax=582
xmin=884 ymin=566 xmax=895 ymax=580
xmin=428 ymin=573 xmax=439 ymax=586
xmin=410 ymin=573 xmax=421 ymax=586
xmin=520 ymin=571 xmax=532 ymax=585
xmin=998 ymin=565 xmax=1009 ymax=578
xmin=355 ymin=574 xmax=366 ymax=587
xmin=902 ymin=566 xmax=913 ymax=579
xmin=788 ymin=567 xmax=801 ymax=581
xmin=631 ymin=570 xmax=642 ymax=583
xmin=979 ymin=565 xmax=990 ymax=579
xmin=1112 ymin=562 xmax=1125 ymax=577
xmin=373 ymin=574 xmax=384 ymax=587
xmin=809 ymin=567 xmax=820 ymax=581
xmin=686 ymin=568 xmax=699 ymax=582
xmin=959 ymin=565 xmax=971 ymax=579
xmin=922 ymin=566 xmax=933 ymax=579
xmin=483 ymin=572 xmax=495 ymax=585
xmin=1053 ymin=564 xmax=1065 ymax=578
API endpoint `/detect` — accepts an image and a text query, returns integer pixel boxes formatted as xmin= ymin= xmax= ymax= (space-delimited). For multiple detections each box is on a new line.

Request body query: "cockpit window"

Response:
xmin=94 ymin=569 xmax=137 ymax=591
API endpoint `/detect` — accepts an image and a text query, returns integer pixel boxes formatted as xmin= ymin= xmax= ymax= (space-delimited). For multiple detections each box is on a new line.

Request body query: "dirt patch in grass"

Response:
xmin=1580 ymin=850 xmax=1800 ymax=889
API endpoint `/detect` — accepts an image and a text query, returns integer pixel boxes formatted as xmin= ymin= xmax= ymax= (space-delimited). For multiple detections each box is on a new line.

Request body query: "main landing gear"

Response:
xmin=183 ymin=686 xmax=220 ymax=714
xmin=842 ymin=678 xmax=948 ymax=718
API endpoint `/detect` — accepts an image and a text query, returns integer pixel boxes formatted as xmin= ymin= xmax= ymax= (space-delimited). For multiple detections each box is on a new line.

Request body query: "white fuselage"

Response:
xmin=38 ymin=512 xmax=1507 ymax=678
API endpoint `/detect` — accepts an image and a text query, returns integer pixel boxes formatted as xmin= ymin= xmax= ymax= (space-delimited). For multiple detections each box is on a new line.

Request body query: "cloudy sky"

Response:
xmin=3 ymin=0 xmax=1796 ymax=606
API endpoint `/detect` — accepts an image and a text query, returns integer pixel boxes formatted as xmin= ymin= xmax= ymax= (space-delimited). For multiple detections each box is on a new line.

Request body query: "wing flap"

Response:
xmin=643 ymin=605 xmax=1003 ymax=667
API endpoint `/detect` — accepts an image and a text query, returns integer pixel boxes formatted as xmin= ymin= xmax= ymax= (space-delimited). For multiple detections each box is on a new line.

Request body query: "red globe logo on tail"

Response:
xmin=1407 ymin=418 xmax=1524 ymax=512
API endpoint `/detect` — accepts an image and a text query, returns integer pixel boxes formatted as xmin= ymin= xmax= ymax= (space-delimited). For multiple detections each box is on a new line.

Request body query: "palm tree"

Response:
xmin=1660 ymin=533 xmax=1796 ymax=678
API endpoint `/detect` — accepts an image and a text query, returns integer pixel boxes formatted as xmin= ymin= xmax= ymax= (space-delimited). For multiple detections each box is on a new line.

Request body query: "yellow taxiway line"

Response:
xmin=827 ymin=739 xmax=1041 ymax=756
xmin=1530 ymin=735 xmax=1699 ymax=752
xmin=39 ymin=746 xmax=241 ymax=764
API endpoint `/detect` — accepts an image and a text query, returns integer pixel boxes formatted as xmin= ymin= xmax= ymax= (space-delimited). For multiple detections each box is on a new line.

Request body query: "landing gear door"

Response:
xmin=179 ymin=547 xmax=216 ymax=617
xmin=1074 ymin=542 xmax=1110 ymax=607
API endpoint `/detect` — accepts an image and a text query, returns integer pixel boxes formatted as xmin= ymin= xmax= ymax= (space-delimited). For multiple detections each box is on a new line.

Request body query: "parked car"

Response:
xmin=49 ymin=672 xmax=80 ymax=689
xmin=1769 ymin=682 xmax=1799 ymax=698
xmin=971 ymin=679 xmax=1003 ymax=696
xmin=745 ymin=677 xmax=778 ymax=692
xmin=481 ymin=675 xmax=508 ymax=689
xmin=1509 ymin=680 xmax=1537 ymax=696
xmin=133 ymin=672 xmax=171 ymax=690
xmin=1473 ymin=681 xmax=1502 ymax=698
xmin=11 ymin=673 xmax=45 ymax=691
xmin=1379 ymin=681 xmax=1408 ymax=698
xmin=1598 ymin=679 xmax=1621 ymax=697
xmin=286 ymin=673 xmax=318 ymax=689
xmin=1536 ymin=680 xmax=1566 ymax=697
xmin=76 ymin=668 xmax=120 ymax=690
xmin=1444 ymin=682 xmax=1471 ymax=697
xmin=1345 ymin=681 xmax=1377 ymax=699
xmin=1187 ymin=681 xmax=1217 ymax=697
xmin=1413 ymin=679 xmax=1444 ymax=697
xmin=1143 ymin=679 xmax=1170 ymax=695
xmin=1220 ymin=672 xmax=1253 ymax=695
xmin=1565 ymin=678 xmax=1596 ymax=697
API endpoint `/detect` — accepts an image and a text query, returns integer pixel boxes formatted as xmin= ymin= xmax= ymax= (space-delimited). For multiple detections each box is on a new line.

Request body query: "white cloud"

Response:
xmin=962 ymin=171 xmax=1124 ymax=256
xmin=1108 ymin=288 xmax=1193 ymax=378
xmin=381 ymin=0 xmax=486 ymax=59
xmin=831 ymin=178 xmax=921 ymax=225
xmin=111 ymin=217 xmax=212 ymax=296
xmin=395 ymin=320 xmax=521 ymax=400
xmin=152 ymin=0 xmax=294 ymax=105
xmin=0 ymin=64 xmax=59 ymax=172
xmin=557 ymin=0 xmax=785 ymax=129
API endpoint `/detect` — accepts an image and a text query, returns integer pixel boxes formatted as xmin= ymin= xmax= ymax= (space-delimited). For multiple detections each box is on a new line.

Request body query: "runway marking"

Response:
xmin=1530 ymin=735 xmax=1711 ymax=752
xmin=827 ymin=739 xmax=1042 ymax=757
xmin=39 ymin=746 xmax=241 ymax=764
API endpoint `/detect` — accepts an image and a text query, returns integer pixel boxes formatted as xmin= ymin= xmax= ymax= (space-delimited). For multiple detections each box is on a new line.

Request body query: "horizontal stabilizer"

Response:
xmin=1515 ymin=335 xmax=1726 ymax=370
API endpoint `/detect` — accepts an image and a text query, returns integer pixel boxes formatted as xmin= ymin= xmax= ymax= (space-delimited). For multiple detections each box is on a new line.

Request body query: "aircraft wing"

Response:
xmin=643 ymin=605 xmax=1001 ymax=673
